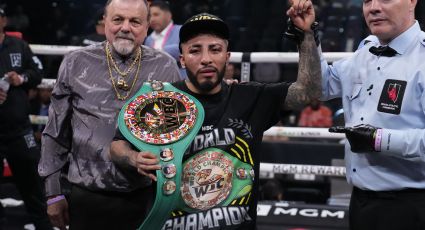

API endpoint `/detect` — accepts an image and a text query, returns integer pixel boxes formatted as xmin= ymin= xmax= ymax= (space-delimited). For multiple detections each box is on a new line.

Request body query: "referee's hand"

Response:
xmin=329 ymin=124 xmax=380 ymax=153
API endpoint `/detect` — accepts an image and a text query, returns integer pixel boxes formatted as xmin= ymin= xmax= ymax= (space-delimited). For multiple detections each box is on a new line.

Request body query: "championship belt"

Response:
xmin=178 ymin=148 xmax=254 ymax=212
xmin=159 ymin=147 xmax=255 ymax=229
xmin=118 ymin=81 xmax=205 ymax=229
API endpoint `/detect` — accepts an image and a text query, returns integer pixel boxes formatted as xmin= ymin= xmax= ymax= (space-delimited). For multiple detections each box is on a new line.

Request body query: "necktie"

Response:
xmin=369 ymin=46 xmax=398 ymax=57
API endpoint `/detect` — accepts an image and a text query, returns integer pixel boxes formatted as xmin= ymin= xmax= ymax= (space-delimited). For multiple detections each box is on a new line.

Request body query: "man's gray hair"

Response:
xmin=104 ymin=0 xmax=150 ymax=21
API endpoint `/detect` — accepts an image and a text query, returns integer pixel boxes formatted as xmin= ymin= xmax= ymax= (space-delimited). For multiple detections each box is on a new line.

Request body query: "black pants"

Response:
xmin=0 ymin=131 xmax=53 ymax=230
xmin=350 ymin=186 xmax=425 ymax=230
xmin=69 ymin=184 xmax=155 ymax=230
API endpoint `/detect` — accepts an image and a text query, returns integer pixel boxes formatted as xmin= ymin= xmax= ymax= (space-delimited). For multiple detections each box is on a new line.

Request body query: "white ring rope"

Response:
xmin=260 ymin=163 xmax=346 ymax=177
xmin=30 ymin=44 xmax=353 ymax=63
xmin=28 ymin=113 xmax=345 ymax=140
xmin=29 ymin=114 xmax=347 ymax=177
xmin=229 ymin=51 xmax=353 ymax=63
xmin=29 ymin=115 xmax=49 ymax=125
xmin=264 ymin=127 xmax=345 ymax=139
xmin=30 ymin=44 xmax=81 ymax=56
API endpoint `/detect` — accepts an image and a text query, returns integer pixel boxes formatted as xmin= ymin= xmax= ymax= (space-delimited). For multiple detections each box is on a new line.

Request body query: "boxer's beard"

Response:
xmin=186 ymin=65 xmax=226 ymax=93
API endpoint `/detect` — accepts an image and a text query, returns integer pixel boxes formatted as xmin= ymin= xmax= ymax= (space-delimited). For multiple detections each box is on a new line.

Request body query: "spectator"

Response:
xmin=0 ymin=7 xmax=53 ymax=230
xmin=144 ymin=0 xmax=186 ymax=78
xmin=78 ymin=10 xmax=106 ymax=46
xmin=46 ymin=5 xmax=70 ymax=45
xmin=262 ymin=179 xmax=284 ymax=201
xmin=6 ymin=5 xmax=29 ymax=34
xmin=223 ymin=63 xmax=240 ymax=80
xmin=30 ymin=79 xmax=54 ymax=144
xmin=298 ymin=99 xmax=333 ymax=127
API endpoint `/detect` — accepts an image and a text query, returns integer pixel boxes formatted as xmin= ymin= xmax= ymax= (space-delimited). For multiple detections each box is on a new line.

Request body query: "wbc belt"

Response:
xmin=118 ymin=81 xmax=204 ymax=229
xmin=178 ymin=147 xmax=254 ymax=212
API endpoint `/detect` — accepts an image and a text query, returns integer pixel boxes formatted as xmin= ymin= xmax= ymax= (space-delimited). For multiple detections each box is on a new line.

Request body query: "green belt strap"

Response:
xmin=118 ymin=81 xmax=205 ymax=229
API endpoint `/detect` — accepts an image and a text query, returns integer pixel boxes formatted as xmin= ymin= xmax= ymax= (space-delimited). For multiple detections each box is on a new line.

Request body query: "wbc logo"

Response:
xmin=124 ymin=91 xmax=198 ymax=144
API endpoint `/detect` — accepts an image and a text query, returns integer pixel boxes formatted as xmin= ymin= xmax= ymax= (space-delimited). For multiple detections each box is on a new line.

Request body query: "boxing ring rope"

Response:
xmin=229 ymin=51 xmax=353 ymax=63
xmin=264 ymin=127 xmax=344 ymax=139
xmin=30 ymin=44 xmax=81 ymax=56
xmin=29 ymin=113 xmax=348 ymax=177
xmin=29 ymin=44 xmax=353 ymax=63
xmin=260 ymin=163 xmax=346 ymax=177
xmin=29 ymin=112 xmax=348 ymax=177
xmin=29 ymin=44 xmax=349 ymax=178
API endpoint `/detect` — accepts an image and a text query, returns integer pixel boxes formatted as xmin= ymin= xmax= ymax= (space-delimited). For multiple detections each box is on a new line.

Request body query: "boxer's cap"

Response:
xmin=179 ymin=13 xmax=229 ymax=44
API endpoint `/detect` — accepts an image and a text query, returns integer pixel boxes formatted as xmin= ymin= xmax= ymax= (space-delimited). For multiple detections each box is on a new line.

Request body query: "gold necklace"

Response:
xmin=105 ymin=42 xmax=141 ymax=77
xmin=105 ymin=42 xmax=141 ymax=91
xmin=105 ymin=43 xmax=142 ymax=100
xmin=105 ymin=47 xmax=130 ymax=90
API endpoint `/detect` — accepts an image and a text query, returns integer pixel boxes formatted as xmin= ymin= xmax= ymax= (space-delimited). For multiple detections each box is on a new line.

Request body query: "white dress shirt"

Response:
xmin=151 ymin=22 xmax=173 ymax=50
xmin=321 ymin=21 xmax=425 ymax=191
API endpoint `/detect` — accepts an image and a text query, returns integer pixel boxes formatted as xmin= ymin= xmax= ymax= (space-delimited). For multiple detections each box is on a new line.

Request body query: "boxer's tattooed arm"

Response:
xmin=110 ymin=140 xmax=137 ymax=170
xmin=283 ymin=32 xmax=321 ymax=110
xmin=113 ymin=155 xmax=133 ymax=169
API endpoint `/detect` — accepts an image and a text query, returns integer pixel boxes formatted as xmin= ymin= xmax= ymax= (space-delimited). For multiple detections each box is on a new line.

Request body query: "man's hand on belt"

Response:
xmin=329 ymin=124 xmax=382 ymax=153
xmin=132 ymin=151 xmax=161 ymax=181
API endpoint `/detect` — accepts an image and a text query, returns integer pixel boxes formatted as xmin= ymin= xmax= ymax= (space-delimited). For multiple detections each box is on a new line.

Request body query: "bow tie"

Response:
xmin=369 ymin=46 xmax=398 ymax=57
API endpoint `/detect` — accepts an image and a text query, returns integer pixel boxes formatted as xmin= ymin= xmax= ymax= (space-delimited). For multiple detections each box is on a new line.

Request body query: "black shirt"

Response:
xmin=0 ymin=35 xmax=43 ymax=138
xmin=116 ymin=80 xmax=290 ymax=229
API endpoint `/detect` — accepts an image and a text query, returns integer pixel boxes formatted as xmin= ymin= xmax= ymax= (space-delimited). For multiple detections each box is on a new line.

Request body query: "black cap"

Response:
xmin=179 ymin=13 xmax=229 ymax=45
xmin=0 ymin=8 xmax=5 ymax=17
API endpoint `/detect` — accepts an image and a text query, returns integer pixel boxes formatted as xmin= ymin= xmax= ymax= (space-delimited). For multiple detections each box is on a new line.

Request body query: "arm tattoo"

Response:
xmin=283 ymin=32 xmax=322 ymax=110
xmin=112 ymin=154 xmax=133 ymax=170
xmin=110 ymin=140 xmax=136 ymax=170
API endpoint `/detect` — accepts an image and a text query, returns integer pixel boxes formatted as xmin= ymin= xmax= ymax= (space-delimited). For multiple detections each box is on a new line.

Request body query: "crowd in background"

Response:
xmin=2 ymin=0 xmax=425 ymax=50
xmin=1 ymin=0 xmax=425 ymax=211
xmin=6 ymin=0 xmax=414 ymax=129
